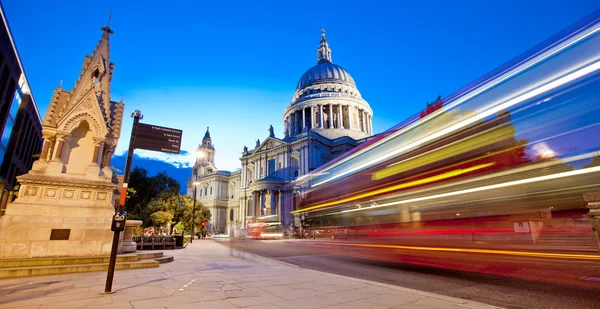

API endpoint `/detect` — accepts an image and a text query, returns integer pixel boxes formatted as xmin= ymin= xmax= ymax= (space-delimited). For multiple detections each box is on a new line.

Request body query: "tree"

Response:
xmin=149 ymin=211 xmax=173 ymax=230
xmin=184 ymin=204 xmax=212 ymax=234
xmin=145 ymin=190 xmax=212 ymax=235
xmin=125 ymin=167 xmax=180 ymax=221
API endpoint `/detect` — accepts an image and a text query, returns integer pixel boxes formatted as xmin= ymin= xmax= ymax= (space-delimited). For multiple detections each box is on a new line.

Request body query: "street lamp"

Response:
xmin=190 ymin=149 xmax=205 ymax=244
xmin=190 ymin=173 xmax=199 ymax=243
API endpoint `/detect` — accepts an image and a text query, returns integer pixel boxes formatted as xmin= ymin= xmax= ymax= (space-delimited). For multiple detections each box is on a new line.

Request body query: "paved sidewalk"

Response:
xmin=0 ymin=240 xmax=503 ymax=309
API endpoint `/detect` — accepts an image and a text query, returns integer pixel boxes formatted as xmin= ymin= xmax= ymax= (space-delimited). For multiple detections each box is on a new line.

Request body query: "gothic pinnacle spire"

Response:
xmin=101 ymin=11 xmax=114 ymax=40
xmin=317 ymin=27 xmax=332 ymax=64
xmin=204 ymin=126 xmax=211 ymax=139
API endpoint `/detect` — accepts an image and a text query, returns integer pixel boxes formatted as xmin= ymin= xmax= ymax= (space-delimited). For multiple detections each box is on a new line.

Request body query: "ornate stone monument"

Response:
xmin=0 ymin=23 xmax=124 ymax=258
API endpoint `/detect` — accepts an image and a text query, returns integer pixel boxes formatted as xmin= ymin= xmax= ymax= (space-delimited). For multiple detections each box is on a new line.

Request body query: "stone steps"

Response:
xmin=0 ymin=259 xmax=159 ymax=278
xmin=136 ymin=252 xmax=165 ymax=260
xmin=535 ymin=225 xmax=598 ymax=252
xmin=155 ymin=256 xmax=174 ymax=264
xmin=0 ymin=254 xmax=139 ymax=268
xmin=0 ymin=252 xmax=174 ymax=279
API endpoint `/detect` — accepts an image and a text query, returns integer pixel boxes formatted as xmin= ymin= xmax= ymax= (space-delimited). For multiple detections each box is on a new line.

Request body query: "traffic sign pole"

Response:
xmin=104 ymin=110 xmax=142 ymax=294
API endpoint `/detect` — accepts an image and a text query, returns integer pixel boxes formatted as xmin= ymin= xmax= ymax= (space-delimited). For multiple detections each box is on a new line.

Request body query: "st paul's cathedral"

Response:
xmin=187 ymin=29 xmax=374 ymax=234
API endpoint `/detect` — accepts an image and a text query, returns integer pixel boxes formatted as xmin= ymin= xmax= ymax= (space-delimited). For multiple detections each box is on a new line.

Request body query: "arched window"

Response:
xmin=91 ymin=68 xmax=100 ymax=83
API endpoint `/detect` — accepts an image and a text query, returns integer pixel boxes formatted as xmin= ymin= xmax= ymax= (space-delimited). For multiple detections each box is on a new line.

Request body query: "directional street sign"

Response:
xmin=134 ymin=123 xmax=182 ymax=154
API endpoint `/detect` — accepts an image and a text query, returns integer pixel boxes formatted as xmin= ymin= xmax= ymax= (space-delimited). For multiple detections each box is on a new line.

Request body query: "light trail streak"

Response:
xmin=318 ymin=242 xmax=600 ymax=260
xmin=310 ymin=31 xmax=600 ymax=189
xmin=302 ymin=151 xmax=600 ymax=217
xmin=291 ymin=162 xmax=494 ymax=214
xmin=334 ymin=165 xmax=600 ymax=215
xmin=371 ymin=125 xmax=514 ymax=180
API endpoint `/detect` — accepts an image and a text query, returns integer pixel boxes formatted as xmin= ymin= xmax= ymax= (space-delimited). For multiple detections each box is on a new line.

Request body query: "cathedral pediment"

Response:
xmin=252 ymin=137 xmax=286 ymax=154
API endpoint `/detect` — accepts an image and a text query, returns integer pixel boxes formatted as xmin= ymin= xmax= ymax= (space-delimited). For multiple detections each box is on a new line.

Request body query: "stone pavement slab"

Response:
xmin=0 ymin=240 xmax=504 ymax=309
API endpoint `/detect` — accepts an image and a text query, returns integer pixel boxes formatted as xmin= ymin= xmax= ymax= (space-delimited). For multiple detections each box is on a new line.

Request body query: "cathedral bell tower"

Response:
xmin=194 ymin=127 xmax=217 ymax=176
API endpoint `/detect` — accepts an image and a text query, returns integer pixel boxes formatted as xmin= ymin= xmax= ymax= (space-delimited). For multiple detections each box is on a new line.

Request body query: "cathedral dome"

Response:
xmin=296 ymin=62 xmax=356 ymax=91
xmin=283 ymin=28 xmax=373 ymax=141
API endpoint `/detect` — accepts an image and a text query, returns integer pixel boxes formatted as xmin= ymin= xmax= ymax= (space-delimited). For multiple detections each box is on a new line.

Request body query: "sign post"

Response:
xmin=104 ymin=110 xmax=142 ymax=294
xmin=104 ymin=110 xmax=182 ymax=294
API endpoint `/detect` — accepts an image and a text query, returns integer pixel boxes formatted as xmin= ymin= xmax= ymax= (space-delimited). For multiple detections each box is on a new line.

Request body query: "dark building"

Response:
xmin=0 ymin=4 xmax=43 ymax=215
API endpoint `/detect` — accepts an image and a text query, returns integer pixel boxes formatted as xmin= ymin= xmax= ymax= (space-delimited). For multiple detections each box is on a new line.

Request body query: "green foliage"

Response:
xmin=144 ymin=189 xmax=211 ymax=235
xmin=149 ymin=211 xmax=173 ymax=228
xmin=124 ymin=167 xmax=180 ymax=221
xmin=122 ymin=166 xmax=212 ymax=234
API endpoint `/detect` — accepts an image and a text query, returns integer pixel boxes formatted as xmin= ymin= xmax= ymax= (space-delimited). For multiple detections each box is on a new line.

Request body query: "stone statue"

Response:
xmin=268 ymin=125 xmax=275 ymax=138
xmin=256 ymin=139 xmax=260 ymax=148
xmin=243 ymin=145 xmax=248 ymax=153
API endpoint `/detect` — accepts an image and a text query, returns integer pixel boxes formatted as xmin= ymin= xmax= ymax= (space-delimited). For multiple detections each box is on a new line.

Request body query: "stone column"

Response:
xmin=584 ymin=191 xmax=600 ymax=254
xmin=289 ymin=115 xmax=295 ymax=137
xmin=261 ymin=190 xmax=266 ymax=216
xmin=52 ymin=135 xmax=68 ymax=162
xmin=278 ymin=190 xmax=282 ymax=217
xmin=328 ymin=104 xmax=333 ymax=129
xmin=92 ymin=138 xmax=104 ymax=165
xmin=293 ymin=112 xmax=298 ymax=135
xmin=104 ymin=147 xmax=113 ymax=168
xmin=250 ymin=192 xmax=255 ymax=217
xmin=319 ymin=105 xmax=324 ymax=128
xmin=361 ymin=110 xmax=366 ymax=132
xmin=302 ymin=107 xmax=306 ymax=132
xmin=270 ymin=190 xmax=275 ymax=215
xmin=339 ymin=104 xmax=344 ymax=129
xmin=40 ymin=139 xmax=51 ymax=162
xmin=304 ymin=147 xmax=309 ymax=174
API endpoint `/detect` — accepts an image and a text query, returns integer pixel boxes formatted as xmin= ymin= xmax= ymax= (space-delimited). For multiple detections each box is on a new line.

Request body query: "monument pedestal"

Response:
xmin=0 ymin=173 xmax=117 ymax=259
xmin=119 ymin=220 xmax=142 ymax=253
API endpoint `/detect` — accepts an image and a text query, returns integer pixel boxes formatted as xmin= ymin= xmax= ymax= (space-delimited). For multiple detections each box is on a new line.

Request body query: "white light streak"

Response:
xmin=312 ymin=59 xmax=600 ymax=188
xmin=338 ymin=165 xmax=600 ymax=215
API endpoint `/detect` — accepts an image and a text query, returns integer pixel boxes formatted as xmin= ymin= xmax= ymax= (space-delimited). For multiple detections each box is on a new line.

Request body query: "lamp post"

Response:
xmin=190 ymin=173 xmax=199 ymax=243
xmin=190 ymin=150 xmax=204 ymax=243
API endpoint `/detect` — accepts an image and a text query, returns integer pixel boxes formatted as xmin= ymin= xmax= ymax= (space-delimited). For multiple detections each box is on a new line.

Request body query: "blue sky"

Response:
xmin=3 ymin=0 xmax=600 ymax=175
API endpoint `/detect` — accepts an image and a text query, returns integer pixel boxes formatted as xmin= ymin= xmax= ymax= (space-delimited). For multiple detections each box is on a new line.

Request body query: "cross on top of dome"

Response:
xmin=317 ymin=27 xmax=332 ymax=64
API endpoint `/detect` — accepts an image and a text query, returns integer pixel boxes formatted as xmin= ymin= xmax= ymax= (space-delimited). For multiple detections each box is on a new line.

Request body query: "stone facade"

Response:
xmin=187 ymin=29 xmax=373 ymax=234
xmin=186 ymin=128 xmax=241 ymax=234
xmin=0 ymin=23 xmax=124 ymax=258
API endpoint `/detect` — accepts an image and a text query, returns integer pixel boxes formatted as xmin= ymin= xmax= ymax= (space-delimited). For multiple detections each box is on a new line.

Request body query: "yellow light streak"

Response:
xmin=292 ymin=162 xmax=495 ymax=214
xmin=312 ymin=58 xmax=600 ymax=188
xmin=372 ymin=125 xmax=514 ymax=180
xmin=319 ymin=242 xmax=600 ymax=260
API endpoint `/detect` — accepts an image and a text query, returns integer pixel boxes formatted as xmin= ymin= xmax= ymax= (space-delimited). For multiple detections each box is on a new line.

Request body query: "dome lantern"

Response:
xmin=317 ymin=27 xmax=332 ymax=64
